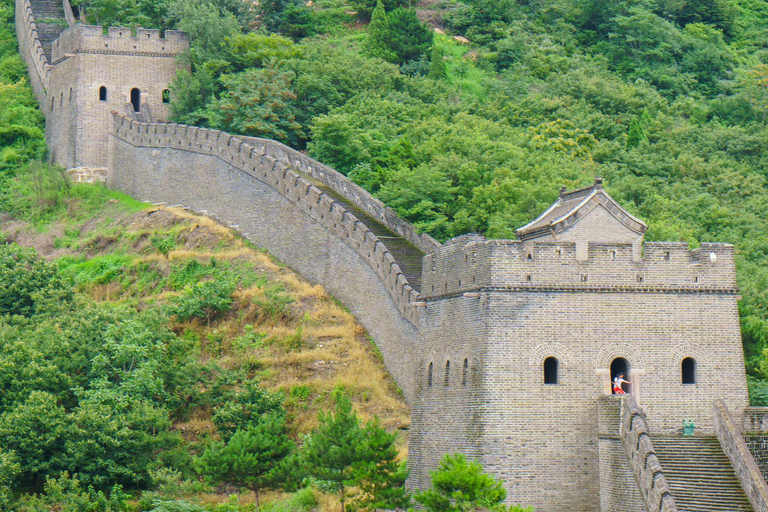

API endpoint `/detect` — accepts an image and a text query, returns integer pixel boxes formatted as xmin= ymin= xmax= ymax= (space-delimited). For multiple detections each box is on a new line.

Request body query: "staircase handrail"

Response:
xmin=713 ymin=400 xmax=768 ymax=512
xmin=619 ymin=395 xmax=678 ymax=512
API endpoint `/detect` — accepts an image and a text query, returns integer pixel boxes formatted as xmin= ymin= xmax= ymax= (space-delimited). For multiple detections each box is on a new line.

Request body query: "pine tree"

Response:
xmin=364 ymin=0 xmax=397 ymax=63
xmin=302 ymin=395 xmax=363 ymax=512
xmin=416 ymin=453 xmax=532 ymax=512
xmin=351 ymin=417 xmax=410 ymax=511
xmin=429 ymin=45 xmax=448 ymax=81
xmin=197 ymin=414 xmax=295 ymax=509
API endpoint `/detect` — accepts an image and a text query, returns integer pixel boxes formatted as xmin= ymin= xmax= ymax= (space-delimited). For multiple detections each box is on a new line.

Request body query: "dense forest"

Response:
xmin=2 ymin=0 xmax=768 ymax=508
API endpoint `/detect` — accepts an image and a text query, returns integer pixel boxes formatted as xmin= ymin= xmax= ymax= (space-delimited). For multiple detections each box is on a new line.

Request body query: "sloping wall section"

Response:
xmin=108 ymin=115 xmax=428 ymax=401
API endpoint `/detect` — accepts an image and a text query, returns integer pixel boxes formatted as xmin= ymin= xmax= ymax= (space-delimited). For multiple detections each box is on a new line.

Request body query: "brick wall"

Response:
xmin=713 ymin=400 xmax=768 ymax=511
xmin=108 ymin=115 xmax=422 ymax=401
xmin=14 ymin=0 xmax=51 ymax=104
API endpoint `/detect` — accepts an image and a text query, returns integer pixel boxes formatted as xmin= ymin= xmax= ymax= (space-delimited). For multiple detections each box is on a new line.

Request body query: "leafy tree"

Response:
xmin=0 ymin=391 xmax=72 ymax=488
xmin=197 ymin=415 xmax=295 ymax=509
xmin=211 ymin=380 xmax=285 ymax=439
xmin=169 ymin=67 xmax=220 ymax=125
xmin=207 ymin=67 xmax=304 ymax=145
xmin=15 ymin=472 xmax=130 ymax=512
xmin=225 ymin=33 xmax=301 ymax=71
xmin=171 ymin=277 xmax=237 ymax=325
xmin=0 ymin=243 xmax=71 ymax=317
xmin=0 ymin=449 xmax=19 ymax=509
xmin=416 ymin=454 xmax=531 ymax=512
xmin=302 ymin=394 xmax=364 ymax=512
xmin=166 ymin=0 xmax=241 ymax=64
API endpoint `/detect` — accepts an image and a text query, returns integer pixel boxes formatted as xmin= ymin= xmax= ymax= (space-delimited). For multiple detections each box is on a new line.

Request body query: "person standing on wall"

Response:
xmin=613 ymin=372 xmax=631 ymax=394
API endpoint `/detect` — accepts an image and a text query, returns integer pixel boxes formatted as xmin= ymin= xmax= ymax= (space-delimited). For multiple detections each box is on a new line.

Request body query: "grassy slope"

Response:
xmin=0 ymin=182 xmax=409 ymax=505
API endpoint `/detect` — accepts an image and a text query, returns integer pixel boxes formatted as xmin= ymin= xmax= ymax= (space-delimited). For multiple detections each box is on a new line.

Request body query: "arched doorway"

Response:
xmin=130 ymin=88 xmax=141 ymax=113
xmin=610 ymin=357 xmax=630 ymax=394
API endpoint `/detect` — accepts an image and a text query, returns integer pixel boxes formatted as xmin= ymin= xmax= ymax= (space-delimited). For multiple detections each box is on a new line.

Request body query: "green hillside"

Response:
xmin=3 ymin=0 xmax=768 ymax=508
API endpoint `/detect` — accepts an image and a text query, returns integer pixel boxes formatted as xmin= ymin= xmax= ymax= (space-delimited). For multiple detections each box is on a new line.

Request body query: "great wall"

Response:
xmin=15 ymin=0 xmax=768 ymax=510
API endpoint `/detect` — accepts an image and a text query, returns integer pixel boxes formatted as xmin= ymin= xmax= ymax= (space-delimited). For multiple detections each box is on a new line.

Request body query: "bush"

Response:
xmin=172 ymin=277 xmax=237 ymax=325
xmin=0 ymin=243 xmax=71 ymax=317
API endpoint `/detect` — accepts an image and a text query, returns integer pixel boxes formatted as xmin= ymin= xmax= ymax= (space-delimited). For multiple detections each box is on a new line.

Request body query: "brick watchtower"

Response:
xmin=408 ymin=178 xmax=749 ymax=511
xmin=45 ymin=23 xmax=188 ymax=169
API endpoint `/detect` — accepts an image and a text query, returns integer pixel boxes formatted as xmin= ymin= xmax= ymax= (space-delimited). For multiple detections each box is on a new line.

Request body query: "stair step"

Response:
xmin=651 ymin=435 xmax=752 ymax=511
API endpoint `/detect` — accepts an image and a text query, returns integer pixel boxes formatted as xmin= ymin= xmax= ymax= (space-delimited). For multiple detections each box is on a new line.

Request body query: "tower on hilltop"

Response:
xmin=44 ymin=23 xmax=189 ymax=169
xmin=409 ymin=178 xmax=749 ymax=511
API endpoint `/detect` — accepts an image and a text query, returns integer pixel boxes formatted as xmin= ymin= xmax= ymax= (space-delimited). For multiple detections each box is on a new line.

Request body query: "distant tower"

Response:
xmin=409 ymin=178 xmax=749 ymax=511
xmin=45 ymin=24 xmax=188 ymax=169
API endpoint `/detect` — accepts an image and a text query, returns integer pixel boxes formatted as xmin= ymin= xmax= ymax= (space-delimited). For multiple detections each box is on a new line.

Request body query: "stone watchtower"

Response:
xmin=44 ymin=21 xmax=188 ymax=169
xmin=408 ymin=178 xmax=749 ymax=511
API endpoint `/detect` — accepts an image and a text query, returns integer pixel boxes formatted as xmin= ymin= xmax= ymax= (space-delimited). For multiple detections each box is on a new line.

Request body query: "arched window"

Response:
xmin=462 ymin=358 xmax=468 ymax=385
xmin=99 ymin=86 xmax=107 ymax=101
xmin=130 ymin=88 xmax=141 ymax=113
xmin=444 ymin=360 xmax=450 ymax=386
xmin=682 ymin=358 xmax=696 ymax=384
xmin=162 ymin=89 xmax=171 ymax=104
xmin=544 ymin=357 xmax=559 ymax=384
xmin=611 ymin=357 xmax=630 ymax=394
xmin=427 ymin=362 xmax=433 ymax=387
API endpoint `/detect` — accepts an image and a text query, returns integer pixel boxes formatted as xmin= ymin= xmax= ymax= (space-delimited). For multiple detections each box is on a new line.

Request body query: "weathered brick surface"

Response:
xmin=45 ymin=25 xmax=188 ymax=169
xmin=713 ymin=400 xmax=768 ymax=511
xmin=411 ymin=202 xmax=749 ymax=511
xmin=107 ymin=117 xmax=421 ymax=401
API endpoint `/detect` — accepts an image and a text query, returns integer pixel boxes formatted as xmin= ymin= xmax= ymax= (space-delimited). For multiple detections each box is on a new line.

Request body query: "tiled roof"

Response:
xmin=516 ymin=178 xmax=647 ymax=240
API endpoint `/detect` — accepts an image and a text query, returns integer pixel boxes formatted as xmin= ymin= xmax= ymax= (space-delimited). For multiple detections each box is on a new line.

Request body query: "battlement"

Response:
xmin=15 ymin=0 xmax=51 ymax=101
xmin=422 ymin=236 xmax=737 ymax=298
xmin=110 ymin=115 xmax=422 ymax=324
xmin=51 ymin=24 xmax=188 ymax=62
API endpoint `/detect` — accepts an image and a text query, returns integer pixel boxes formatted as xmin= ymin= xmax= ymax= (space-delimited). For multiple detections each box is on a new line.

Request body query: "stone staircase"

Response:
xmin=28 ymin=0 xmax=67 ymax=60
xmin=651 ymin=435 xmax=753 ymax=511
xmin=307 ymin=179 xmax=425 ymax=292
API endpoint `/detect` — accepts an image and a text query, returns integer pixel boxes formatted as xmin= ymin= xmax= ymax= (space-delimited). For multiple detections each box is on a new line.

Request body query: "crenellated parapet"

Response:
xmin=51 ymin=25 xmax=188 ymax=63
xmin=620 ymin=395 xmax=678 ymax=512
xmin=110 ymin=114 xmax=423 ymax=325
xmin=422 ymin=235 xmax=737 ymax=300
xmin=237 ymin=136 xmax=441 ymax=256
xmin=14 ymin=0 xmax=51 ymax=103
